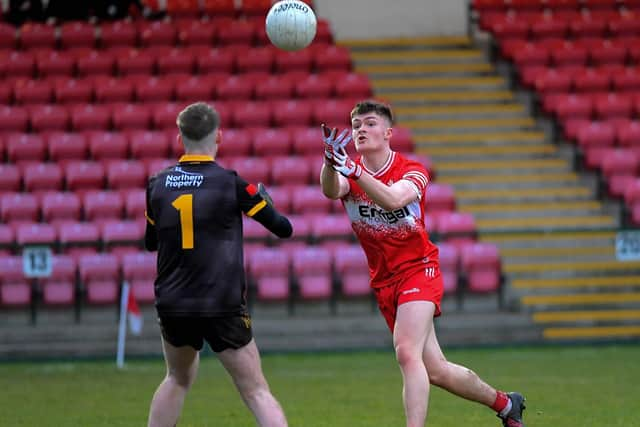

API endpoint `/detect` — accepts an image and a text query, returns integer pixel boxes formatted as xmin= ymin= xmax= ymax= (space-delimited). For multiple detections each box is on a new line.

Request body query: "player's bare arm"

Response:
xmin=320 ymin=163 xmax=349 ymax=199
xmin=356 ymin=173 xmax=420 ymax=212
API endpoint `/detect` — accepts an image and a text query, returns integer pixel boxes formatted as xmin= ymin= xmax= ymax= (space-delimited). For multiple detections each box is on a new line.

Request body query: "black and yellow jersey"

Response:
xmin=144 ymin=154 xmax=292 ymax=317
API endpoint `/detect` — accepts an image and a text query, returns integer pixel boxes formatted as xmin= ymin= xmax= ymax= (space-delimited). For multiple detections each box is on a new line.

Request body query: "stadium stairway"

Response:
xmin=341 ymin=35 xmax=640 ymax=343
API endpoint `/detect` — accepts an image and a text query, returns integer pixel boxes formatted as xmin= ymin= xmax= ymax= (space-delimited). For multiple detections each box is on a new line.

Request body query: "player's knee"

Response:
xmin=395 ymin=343 xmax=421 ymax=368
xmin=168 ymin=371 xmax=196 ymax=389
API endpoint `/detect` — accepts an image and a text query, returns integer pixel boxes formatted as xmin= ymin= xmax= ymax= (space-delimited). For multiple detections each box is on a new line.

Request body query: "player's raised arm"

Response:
xmin=236 ymin=178 xmax=292 ymax=238
xmin=319 ymin=124 xmax=351 ymax=199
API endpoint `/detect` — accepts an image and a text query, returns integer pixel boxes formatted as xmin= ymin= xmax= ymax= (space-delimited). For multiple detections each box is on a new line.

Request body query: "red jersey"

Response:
xmin=341 ymin=151 xmax=439 ymax=288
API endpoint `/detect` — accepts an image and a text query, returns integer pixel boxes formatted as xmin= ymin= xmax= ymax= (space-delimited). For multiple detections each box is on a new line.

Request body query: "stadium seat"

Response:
xmin=116 ymin=49 xmax=155 ymax=76
xmin=152 ymin=102 xmax=187 ymax=130
xmin=232 ymin=101 xmax=271 ymax=127
xmin=252 ymin=127 xmax=292 ymax=156
xmin=569 ymin=14 xmax=607 ymax=38
xmin=310 ymin=214 xmax=353 ymax=242
xmin=0 ymin=82 xmax=11 ymax=104
xmin=128 ymin=130 xmax=170 ymax=159
xmin=332 ymin=244 xmax=370 ymax=298
xmin=594 ymin=93 xmax=633 ymax=120
xmin=20 ymin=22 xmax=57 ymax=49
xmin=54 ymin=78 xmax=94 ymax=104
xmin=248 ymin=247 xmax=291 ymax=301
xmin=290 ymin=185 xmax=332 ymax=214
xmin=291 ymin=126 xmax=321 ymax=156
xmin=177 ymin=19 xmax=217 ymax=46
xmin=13 ymin=79 xmax=54 ymax=105
xmin=216 ymin=75 xmax=255 ymax=100
xmin=106 ymin=160 xmax=147 ymax=189
xmin=217 ymin=20 xmax=256 ymax=45
xmin=313 ymin=99 xmax=354 ymax=128
xmin=156 ymin=48 xmax=195 ymax=75
xmin=16 ymin=223 xmax=57 ymax=247
xmin=601 ymin=149 xmax=640 ymax=198
xmin=124 ymin=190 xmax=146 ymax=220
xmin=616 ymin=120 xmax=640 ymax=150
xmin=194 ymin=47 xmax=235 ymax=74
xmin=237 ymin=46 xmax=275 ymax=73
xmin=272 ymin=100 xmax=314 ymax=127
xmin=78 ymin=253 xmax=120 ymax=305
xmin=461 ymin=242 xmax=502 ymax=295
xmin=65 ymin=161 xmax=106 ymax=193
xmin=112 ymin=103 xmax=152 ymax=130
xmin=576 ymin=121 xmax=616 ymax=170
xmin=291 ymin=246 xmax=333 ymax=300
xmin=426 ymin=183 xmax=457 ymax=213
xmin=36 ymin=50 xmax=75 ymax=77
xmin=512 ymin=42 xmax=549 ymax=68
xmin=60 ymin=21 xmax=97 ymax=49
xmin=39 ymin=255 xmax=77 ymax=307
xmin=57 ymin=221 xmax=100 ymax=255
xmin=437 ymin=242 xmax=460 ymax=295
xmin=0 ymin=256 xmax=31 ymax=307
xmin=264 ymin=185 xmax=292 ymax=214
xmin=121 ymin=252 xmax=156 ymax=304
xmin=41 ymin=192 xmax=82 ymax=223
xmin=0 ymin=164 xmax=21 ymax=192
xmin=2 ymin=51 xmax=36 ymax=78
xmin=93 ymin=77 xmax=134 ymax=103
xmin=202 ymin=0 xmax=237 ymax=16
xmin=295 ymin=73 xmax=333 ymax=99
xmin=83 ymin=191 xmax=125 ymax=223
xmin=553 ymin=94 xmax=593 ymax=122
xmin=242 ymin=216 xmax=272 ymax=241
xmin=533 ymin=68 xmax=572 ymax=95
xmin=275 ymin=49 xmax=313 ymax=73
xmin=1 ymin=193 xmax=39 ymax=224
xmin=0 ymin=106 xmax=29 ymax=133
xmin=100 ymin=20 xmax=138 ymax=48
xmin=135 ymin=76 xmax=175 ymax=102
xmin=145 ymin=157 xmax=175 ymax=176
xmin=216 ymin=128 xmax=253 ymax=157
xmin=5 ymin=133 xmax=46 ymax=164
xmin=312 ymin=45 xmax=352 ymax=72
xmin=23 ymin=163 xmax=64 ymax=193
xmin=612 ymin=67 xmax=640 ymax=91
xmin=75 ymin=50 xmax=116 ymax=77
xmin=29 ymin=104 xmax=70 ymax=132
xmin=88 ymin=131 xmax=129 ymax=160
xmin=270 ymin=156 xmax=313 ymax=185
xmin=254 ymin=75 xmax=294 ymax=99
xmin=334 ymin=73 xmax=372 ymax=98
xmin=573 ymin=68 xmax=610 ymax=93
xmin=436 ymin=212 xmax=477 ymax=248
xmin=139 ymin=20 xmax=177 ymax=47
xmin=0 ymin=22 xmax=17 ymax=49
xmin=70 ymin=104 xmax=112 ymax=131
xmin=286 ymin=214 xmax=312 ymax=241
xmin=101 ymin=220 xmax=144 ymax=253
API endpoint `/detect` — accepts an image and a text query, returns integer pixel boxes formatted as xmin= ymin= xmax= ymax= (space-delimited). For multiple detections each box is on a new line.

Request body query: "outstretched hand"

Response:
xmin=321 ymin=123 xmax=351 ymax=166
xmin=332 ymin=146 xmax=362 ymax=180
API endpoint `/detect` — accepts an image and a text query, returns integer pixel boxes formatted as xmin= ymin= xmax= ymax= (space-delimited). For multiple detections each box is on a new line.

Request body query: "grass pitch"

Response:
xmin=2 ymin=344 xmax=638 ymax=426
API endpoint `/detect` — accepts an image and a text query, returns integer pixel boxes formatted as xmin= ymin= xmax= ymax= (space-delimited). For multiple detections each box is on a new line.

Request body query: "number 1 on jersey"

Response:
xmin=172 ymin=194 xmax=194 ymax=249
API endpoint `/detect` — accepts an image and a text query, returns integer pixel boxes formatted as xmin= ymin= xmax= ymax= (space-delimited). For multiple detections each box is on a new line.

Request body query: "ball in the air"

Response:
xmin=265 ymin=0 xmax=317 ymax=51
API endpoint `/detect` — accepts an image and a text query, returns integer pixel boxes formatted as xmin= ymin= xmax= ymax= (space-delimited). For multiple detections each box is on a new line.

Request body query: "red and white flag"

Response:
xmin=127 ymin=287 xmax=143 ymax=336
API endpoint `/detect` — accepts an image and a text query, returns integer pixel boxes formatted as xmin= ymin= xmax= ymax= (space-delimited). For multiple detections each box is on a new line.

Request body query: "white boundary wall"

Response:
xmin=313 ymin=0 xmax=468 ymax=40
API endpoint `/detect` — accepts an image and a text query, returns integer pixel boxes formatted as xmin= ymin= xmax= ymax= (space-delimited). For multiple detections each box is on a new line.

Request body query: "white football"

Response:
xmin=265 ymin=0 xmax=317 ymax=51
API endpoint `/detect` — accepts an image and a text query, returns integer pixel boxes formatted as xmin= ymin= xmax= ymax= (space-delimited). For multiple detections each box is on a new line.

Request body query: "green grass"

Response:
xmin=2 ymin=344 xmax=639 ymax=426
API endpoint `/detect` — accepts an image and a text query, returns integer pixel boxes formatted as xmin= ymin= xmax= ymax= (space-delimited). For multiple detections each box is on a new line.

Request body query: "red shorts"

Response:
xmin=373 ymin=266 xmax=444 ymax=333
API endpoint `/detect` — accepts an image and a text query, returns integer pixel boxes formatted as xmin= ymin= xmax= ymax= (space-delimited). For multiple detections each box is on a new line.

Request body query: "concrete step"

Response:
xmin=513 ymin=275 xmax=640 ymax=290
xmin=541 ymin=325 xmax=640 ymax=340
xmin=395 ymin=103 xmax=526 ymax=119
xmin=407 ymin=117 xmax=535 ymax=133
xmin=374 ymin=76 xmax=507 ymax=92
xmin=480 ymin=230 xmax=616 ymax=249
xmin=355 ymin=62 xmax=495 ymax=78
xmin=501 ymin=245 xmax=614 ymax=263
xmin=522 ymin=292 xmax=640 ymax=307
xmin=384 ymin=90 xmax=515 ymax=104
xmin=533 ymin=309 xmax=640 ymax=324
xmin=459 ymin=200 xmax=604 ymax=218
xmin=507 ymin=260 xmax=640 ymax=278
xmin=476 ymin=215 xmax=617 ymax=233
xmin=341 ymin=36 xmax=473 ymax=50
xmin=423 ymin=144 xmax=556 ymax=159
xmin=455 ymin=186 xmax=593 ymax=202
xmin=436 ymin=158 xmax=571 ymax=175
xmin=440 ymin=173 xmax=587 ymax=191
xmin=351 ymin=49 xmax=485 ymax=64
xmin=414 ymin=130 xmax=545 ymax=144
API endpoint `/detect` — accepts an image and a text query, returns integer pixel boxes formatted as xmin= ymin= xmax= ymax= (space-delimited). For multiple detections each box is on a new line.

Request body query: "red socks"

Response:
xmin=492 ymin=390 xmax=510 ymax=413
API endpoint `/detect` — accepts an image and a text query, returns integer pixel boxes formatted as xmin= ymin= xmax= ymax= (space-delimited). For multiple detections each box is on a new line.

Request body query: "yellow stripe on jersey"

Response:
xmin=145 ymin=211 xmax=155 ymax=225
xmin=247 ymin=200 xmax=267 ymax=217
xmin=179 ymin=154 xmax=214 ymax=162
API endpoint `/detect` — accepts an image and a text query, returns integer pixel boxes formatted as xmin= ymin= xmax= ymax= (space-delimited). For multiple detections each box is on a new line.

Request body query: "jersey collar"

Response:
xmin=179 ymin=154 xmax=214 ymax=163
xmin=362 ymin=150 xmax=395 ymax=177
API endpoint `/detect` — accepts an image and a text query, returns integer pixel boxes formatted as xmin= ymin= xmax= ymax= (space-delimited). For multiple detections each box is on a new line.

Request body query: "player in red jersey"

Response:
xmin=320 ymin=100 xmax=525 ymax=427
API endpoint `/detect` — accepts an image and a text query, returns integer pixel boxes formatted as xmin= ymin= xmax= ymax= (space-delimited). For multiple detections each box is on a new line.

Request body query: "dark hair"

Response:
xmin=350 ymin=100 xmax=394 ymax=125
xmin=176 ymin=102 xmax=220 ymax=141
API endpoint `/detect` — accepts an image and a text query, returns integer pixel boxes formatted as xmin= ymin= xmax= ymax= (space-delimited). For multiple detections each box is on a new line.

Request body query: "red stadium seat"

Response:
xmin=216 ymin=75 xmax=255 ymax=100
xmin=101 ymin=220 xmax=144 ymax=253
xmin=124 ymin=190 xmax=146 ymax=220
xmin=334 ymin=73 xmax=372 ymax=98
xmin=0 ymin=164 xmax=21 ymax=192
xmin=41 ymin=255 xmax=77 ymax=307
xmin=116 ymin=49 xmax=155 ymax=76
xmin=573 ymin=68 xmax=610 ymax=93
xmin=194 ymin=47 xmax=235 ymax=74
xmin=254 ymin=75 xmax=294 ymax=100
xmin=146 ymin=157 xmax=175 ymax=176
xmin=0 ymin=256 xmax=30 ymax=307
xmin=313 ymin=99 xmax=353 ymax=128
xmin=41 ymin=192 xmax=81 ymax=223
xmin=100 ymin=20 xmax=138 ymax=48
xmin=83 ymin=191 xmax=124 ymax=222
xmin=216 ymin=128 xmax=253 ymax=157
xmin=588 ymin=39 xmax=627 ymax=66
xmin=60 ymin=21 xmax=97 ymax=49
xmin=0 ymin=106 xmax=29 ymax=132
xmin=217 ymin=20 xmax=255 ymax=46
xmin=152 ymin=102 xmax=186 ymax=130
xmin=88 ymin=131 xmax=128 ymax=160
xmin=29 ymin=104 xmax=70 ymax=132
xmin=310 ymin=213 xmax=353 ymax=242
xmin=437 ymin=212 xmax=477 ymax=248
xmin=76 ymin=50 xmax=115 ymax=77
xmin=6 ymin=133 xmax=46 ymax=164
xmin=228 ymin=157 xmax=270 ymax=184
xmin=0 ymin=22 xmax=17 ymax=49
xmin=554 ymin=94 xmax=593 ymax=122
xmin=157 ymin=48 xmax=195 ymax=75
xmin=174 ymin=75 xmax=216 ymax=101
xmin=20 ymin=23 xmax=57 ymax=49
xmin=248 ymin=247 xmax=291 ymax=301
xmin=128 ymin=130 xmax=170 ymax=159
xmin=264 ymin=185 xmax=292 ymax=214
xmin=252 ymin=128 xmax=292 ymax=156
xmin=332 ymin=244 xmax=370 ymax=298
xmin=121 ymin=251 xmax=156 ymax=304
xmin=93 ymin=77 xmax=134 ymax=103
xmin=241 ymin=0 xmax=270 ymax=16
xmin=533 ymin=68 xmax=572 ymax=95
xmin=426 ymin=183 xmax=456 ymax=214
xmin=2 ymin=51 xmax=36 ymax=78
xmin=290 ymin=185 xmax=332 ymax=214
xmin=0 ymin=82 xmax=11 ymax=104
xmin=65 ymin=161 xmax=106 ymax=192
xmin=291 ymin=246 xmax=333 ymax=300
xmin=1 ymin=193 xmax=39 ymax=224
xmin=23 ymin=163 xmax=63 ymax=193
xmin=70 ymin=104 xmax=112 ymax=131
xmin=295 ymin=73 xmax=333 ymax=99
xmin=54 ymin=78 xmax=93 ymax=104
xmin=275 ymin=49 xmax=313 ymax=73
xmin=135 ymin=76 xmax=175 ymax=102
xmin=314 ymin=19 xmax=333 ymax=45
xmin=594 ymin=93 xmax=633 ymax=120
xmin=36 ymin=50 xmax=75 ymax=77
xmin=608 ymin=14 xmax=640 ymax=37
xmin=512 ymin=42 xmax=549 ymax=68
xmin=616 ymin=120 xmax=640 ymax=149
xmin=291 ymin=126 xmax=320 ymax=156
xmin=270 ymin=156 xmax=312 ymax=185
xmin=461 ymin=242 xmax=502 ymax=294
xmin=177 ymin=19 xmax=216 ymax=47
xmin=437 ymin=242 xmax=460 ymax=295
xmin=107 ymin=160 xmax=147 ymax=189
xmin=612 ymin=67 xmax=640 ymax=91
xmin=569 ymin=14 xmax=607 ymax=38
xmin=237 ymin=46 xmax=275 ymax=74
xmin=601 ymin=149 xmax=640 ymax=198
xmin=530 ymin=15 xmax=568 ymax=40
xmin=112 ymin=103 xmax=152 ymax=130
xmin=16 ymin=223 xmax=56 ymax=246
xmin=78 ymin=253 xmax=120 ymax=305
xmin=13 ymin=79 xmax=53 ymax=105
xmin=272 ymin=99 xmax=314 ymax=127
xmin=139 ymin=20 xmax=177 ymax=47
xmin=232 ymin=101 xmax=271 ymax=127
xmin=57 ymin=221 xmax=100 ymax=254
xmin=313 ymin=45 xmax=352 ymax=72
xmin=202 ymin=0 xmax=237 ymax=16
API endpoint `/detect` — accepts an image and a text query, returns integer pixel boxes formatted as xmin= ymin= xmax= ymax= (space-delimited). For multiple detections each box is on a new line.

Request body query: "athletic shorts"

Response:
xmin=158 ymin=314 xmax=253 ymax=353
xmin=373 ymin=265 xmax=444 ymax=333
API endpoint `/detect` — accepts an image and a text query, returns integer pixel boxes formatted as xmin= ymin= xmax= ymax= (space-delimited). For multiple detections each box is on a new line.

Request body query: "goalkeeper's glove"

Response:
xmin=332 ymin=147 xmax=362 ymax=180
xmin=321 ymin=123 xmax=351 ymax=166
xmin=257 ymin=182 xmax=273 ymax=206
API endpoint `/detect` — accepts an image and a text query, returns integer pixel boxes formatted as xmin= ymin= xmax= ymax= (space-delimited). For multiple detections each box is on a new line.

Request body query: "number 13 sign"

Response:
xmin=22 ymin=246 xmax=53 ymax=278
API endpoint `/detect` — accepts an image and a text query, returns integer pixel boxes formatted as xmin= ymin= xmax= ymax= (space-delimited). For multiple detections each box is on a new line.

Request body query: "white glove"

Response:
xmin=321 ymin=123 xmax=351 ymax=166
xmin=332 ymin=147 xmax=362 ymax=180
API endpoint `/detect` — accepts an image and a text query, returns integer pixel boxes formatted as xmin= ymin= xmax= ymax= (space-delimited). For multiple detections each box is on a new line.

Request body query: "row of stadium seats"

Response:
xmin=523 ymin=65 xmax=640 ymax=92
xmin=542 ymin=92 xmax=640 ymax=120
xmin=0 ymin=126 xmax=415 ymax=164
xmin=0 ymin=45 xmax=353 ymax=78
xmin=0 ymin=240 xmax=501 ymax=310
xmin=473 ymin=0 xmax=640 ymax=13
xmin=0 ymin=98 xmax=370 ymax=132
xmin=0 ymin=17 xmax=331 ymax=50
xmin=0 ymin=73 xmax=370 ymax=105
